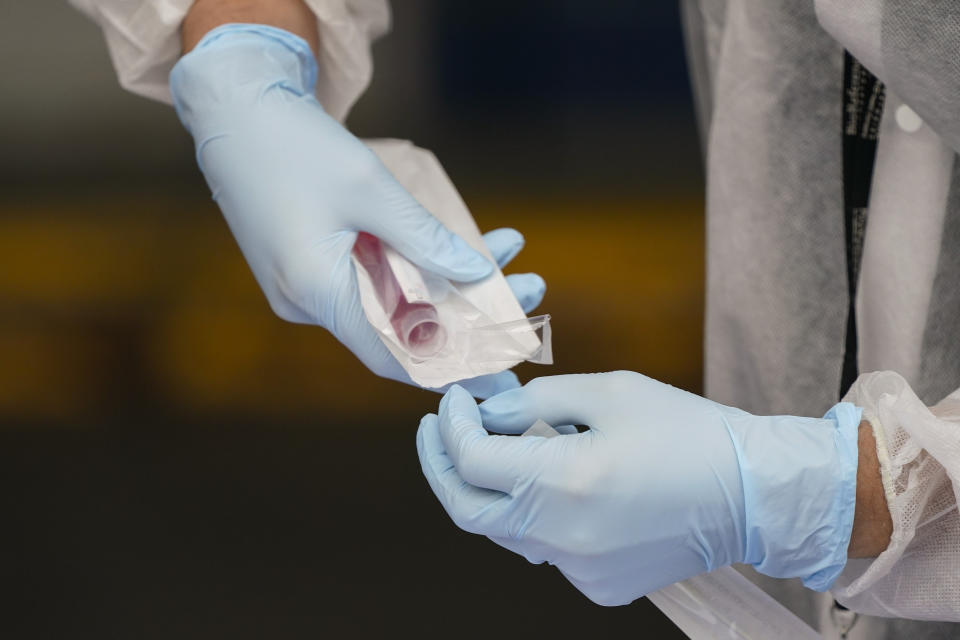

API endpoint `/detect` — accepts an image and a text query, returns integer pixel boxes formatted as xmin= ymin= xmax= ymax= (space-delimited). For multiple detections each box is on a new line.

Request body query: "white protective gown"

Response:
xmin=73 ymin=0 xmax=960 ymax=636
xmin=683 ymin=1 xmax=960 ymax=636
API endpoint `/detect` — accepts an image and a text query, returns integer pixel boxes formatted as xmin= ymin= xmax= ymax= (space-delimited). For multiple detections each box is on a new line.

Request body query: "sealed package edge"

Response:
xmin=352 ymin=139 xmax=553 ymax=388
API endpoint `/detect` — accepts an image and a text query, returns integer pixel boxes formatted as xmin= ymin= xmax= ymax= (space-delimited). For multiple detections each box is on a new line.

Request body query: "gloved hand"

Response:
xmin=169 ymin=24 xmax=545 ymax=397
xmin=417 ymin=372 xmax=861 ymax=605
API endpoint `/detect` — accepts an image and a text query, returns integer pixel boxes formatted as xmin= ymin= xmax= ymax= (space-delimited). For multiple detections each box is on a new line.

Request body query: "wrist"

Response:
xmin=183 ymin=0 xmax=319 ymax=56
xmin=847 ymin=419 xmax=893 ymax=557
xmin=180 ymin=23 xmax=317 ymax=88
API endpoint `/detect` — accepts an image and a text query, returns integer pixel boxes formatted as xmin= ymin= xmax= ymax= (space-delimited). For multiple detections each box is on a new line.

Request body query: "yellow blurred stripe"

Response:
xmin=0 ymin=195 xmax=703 ymax=421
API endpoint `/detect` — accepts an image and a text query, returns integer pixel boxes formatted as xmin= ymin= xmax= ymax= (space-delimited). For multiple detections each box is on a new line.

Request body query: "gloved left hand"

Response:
xmin=169 ymin=24 xmax=545 ymax=398
xmin=417 ymin=372 xmax=861 ymax=605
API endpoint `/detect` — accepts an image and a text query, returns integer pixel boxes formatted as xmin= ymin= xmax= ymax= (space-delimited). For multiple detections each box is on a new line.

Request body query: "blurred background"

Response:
xmin=1 ymin=2 xmax=703 ymax=637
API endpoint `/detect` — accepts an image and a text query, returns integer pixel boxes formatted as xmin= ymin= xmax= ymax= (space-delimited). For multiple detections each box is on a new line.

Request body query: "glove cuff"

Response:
xmin=723 ymin=402 xmax=861 ymax=590
xmin=170 ymin=23 xmax=319 ymax=135
xmin=804 ymin=402 xmax=861 ymax=590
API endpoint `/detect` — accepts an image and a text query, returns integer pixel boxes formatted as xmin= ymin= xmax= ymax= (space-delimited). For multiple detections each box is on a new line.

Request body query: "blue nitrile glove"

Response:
xmin=416 ymin=372 xmax=861 ymax=605
xmin=169 ymin=24 xmax=545 ymax=397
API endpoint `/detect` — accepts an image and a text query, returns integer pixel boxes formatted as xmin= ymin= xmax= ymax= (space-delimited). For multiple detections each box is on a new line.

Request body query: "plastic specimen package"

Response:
xmin=647 ymin=567 xmax=823 ymax=639
xmin=521 ymin=420 xmax=825 ymax=640
xmin=353 ymin=139 xmax=552 ymax=389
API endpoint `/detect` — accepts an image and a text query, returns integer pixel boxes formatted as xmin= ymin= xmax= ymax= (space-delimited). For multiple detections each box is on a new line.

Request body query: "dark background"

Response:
xmin=1 ymin=2 xmax=703 ymax=637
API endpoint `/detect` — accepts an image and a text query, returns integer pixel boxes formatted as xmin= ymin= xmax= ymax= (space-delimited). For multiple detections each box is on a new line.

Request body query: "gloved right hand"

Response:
xmin=417 ymin=372 xmax=862 ymax=605
xmin=170 ymin=24 xmax=545 ymax=397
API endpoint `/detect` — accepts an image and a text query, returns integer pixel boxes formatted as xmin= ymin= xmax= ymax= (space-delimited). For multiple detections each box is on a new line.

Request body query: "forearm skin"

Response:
xmin=848 ymin=420 xmax=893 ymax=558
xmin=182 ymin=0 xmax=319 ymax=56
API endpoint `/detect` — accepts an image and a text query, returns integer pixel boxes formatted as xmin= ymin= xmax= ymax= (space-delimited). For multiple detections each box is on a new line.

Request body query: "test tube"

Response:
xmin=353 ymin=232 xmax=447 ymax=358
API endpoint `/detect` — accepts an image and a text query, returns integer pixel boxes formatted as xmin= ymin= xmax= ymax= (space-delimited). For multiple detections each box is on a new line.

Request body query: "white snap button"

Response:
xmin=896 ymin=104 xmax=923 ymax=133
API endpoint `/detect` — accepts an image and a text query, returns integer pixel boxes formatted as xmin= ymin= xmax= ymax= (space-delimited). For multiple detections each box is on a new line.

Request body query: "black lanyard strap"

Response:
xmin=840 ymin=52 xmax=886 ymax=398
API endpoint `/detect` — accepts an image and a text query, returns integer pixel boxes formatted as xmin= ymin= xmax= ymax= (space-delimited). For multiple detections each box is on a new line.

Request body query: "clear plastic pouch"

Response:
xmin=352 ymin=231 xmax=551 ymax=388
xmin=354 ymin=139 xmax=553 ymax=389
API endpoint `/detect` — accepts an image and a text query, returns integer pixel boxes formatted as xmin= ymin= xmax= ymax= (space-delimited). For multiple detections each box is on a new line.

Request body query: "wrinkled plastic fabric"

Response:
xmin=356 ymin=140 xmax=551 ymax=388
xmin=682 ymin=0 xmax=960 ymax=633
xmin=835 ymin=372 xmax=960 ymax=621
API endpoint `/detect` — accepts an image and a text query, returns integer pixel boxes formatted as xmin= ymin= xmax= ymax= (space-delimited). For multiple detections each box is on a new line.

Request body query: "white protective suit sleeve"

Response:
xmin=813 ymin=1 xmax=960 ymax=620
xmin=67 ymin=0 xmax=390 ymax=122
xmin=816 ymin=0 xmax=960 ymax=154
xmin=834 ymin=371 xmax=960 ymax=621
